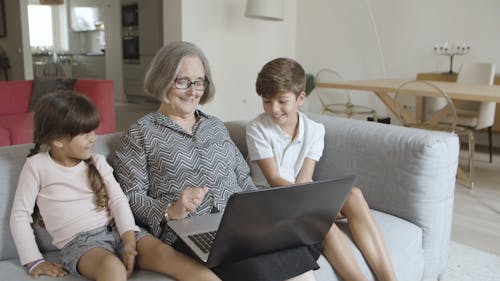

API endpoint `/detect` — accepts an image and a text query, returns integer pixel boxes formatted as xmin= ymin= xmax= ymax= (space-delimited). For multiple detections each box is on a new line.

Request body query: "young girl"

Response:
xmin=10 ymin=92 xmax=220 ymax=281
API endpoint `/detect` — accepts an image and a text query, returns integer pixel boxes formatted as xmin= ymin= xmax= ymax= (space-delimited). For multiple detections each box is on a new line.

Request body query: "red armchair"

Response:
xmin=0 ymin=79 xmax=115 ymax=146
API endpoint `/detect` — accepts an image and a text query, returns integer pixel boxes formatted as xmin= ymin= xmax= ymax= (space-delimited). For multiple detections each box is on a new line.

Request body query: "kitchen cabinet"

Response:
xmin=122 ymin=0 xmax=162 ymax=102
xmin=72 ymin=55 xmax=105 ymax=79
xmin=138 ymin=0 xmax=163 ymax=56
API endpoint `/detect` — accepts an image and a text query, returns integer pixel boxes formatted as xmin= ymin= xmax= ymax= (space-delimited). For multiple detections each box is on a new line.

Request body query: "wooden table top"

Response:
xmin=316 ymin=79 xmax=500 ymax=103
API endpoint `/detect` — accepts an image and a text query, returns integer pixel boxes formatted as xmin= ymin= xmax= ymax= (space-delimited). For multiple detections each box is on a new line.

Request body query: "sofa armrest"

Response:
xmin=310 ymin=114 xmax=458 ymax=279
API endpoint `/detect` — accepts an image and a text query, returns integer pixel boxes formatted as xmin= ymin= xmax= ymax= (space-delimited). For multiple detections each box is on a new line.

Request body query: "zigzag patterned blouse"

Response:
xmin=111 ymin=110 xmax=257 ymax=244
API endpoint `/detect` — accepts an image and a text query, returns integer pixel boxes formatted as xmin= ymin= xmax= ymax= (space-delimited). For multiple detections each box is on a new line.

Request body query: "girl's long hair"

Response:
xmin=30 ymin=91 xmax=107 ymax=210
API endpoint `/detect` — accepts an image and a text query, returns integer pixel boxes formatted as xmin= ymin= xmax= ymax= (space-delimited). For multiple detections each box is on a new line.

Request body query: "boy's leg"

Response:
xmin=341 ymin=187 xmax=397 ymax=281
xmin=136 ymin=235 xmax=221 ymax=281
xmin=77 ymin=247 xmax=127 ymax=281
xmin=322 ymin=224 xmax=368 ymax=281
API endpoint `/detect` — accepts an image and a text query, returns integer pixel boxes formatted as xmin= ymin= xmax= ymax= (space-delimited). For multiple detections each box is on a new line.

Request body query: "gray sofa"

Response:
xmin=0 ymin=115 xmax=458 ymax=281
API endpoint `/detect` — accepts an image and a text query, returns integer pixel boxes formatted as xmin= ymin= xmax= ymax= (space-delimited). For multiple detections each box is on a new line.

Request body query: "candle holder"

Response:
xmin=434 ymin=42 xmax=470 ymax=74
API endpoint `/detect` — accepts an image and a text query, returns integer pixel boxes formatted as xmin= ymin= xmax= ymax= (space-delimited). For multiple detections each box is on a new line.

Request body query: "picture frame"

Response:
xmin=0 ymin=0 xmax=5 ymax=38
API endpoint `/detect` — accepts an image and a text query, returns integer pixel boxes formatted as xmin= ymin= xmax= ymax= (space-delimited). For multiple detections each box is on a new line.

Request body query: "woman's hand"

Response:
xmin=29 ymin=261 xmax=67 ymax=278
xmin=121 ymin=230 xmax=138 ymax=277
xmin=169 ymin=186 xmax=209 ymax=219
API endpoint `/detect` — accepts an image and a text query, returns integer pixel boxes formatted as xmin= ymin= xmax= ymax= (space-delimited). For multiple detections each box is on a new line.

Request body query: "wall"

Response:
xmin=103 ymin=0 xmax=124 ymax=101
xmin=180 ymin=0 xmax=297 ymax=121
xmin=296 ymin=0 xmax=500 ymax=119
xmin=0 ymin=0 xmax=28 ymax=80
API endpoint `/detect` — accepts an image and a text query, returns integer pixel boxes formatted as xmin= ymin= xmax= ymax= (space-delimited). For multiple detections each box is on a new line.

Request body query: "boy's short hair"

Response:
xmin=255 ymin=57 xmax=306 ymax=99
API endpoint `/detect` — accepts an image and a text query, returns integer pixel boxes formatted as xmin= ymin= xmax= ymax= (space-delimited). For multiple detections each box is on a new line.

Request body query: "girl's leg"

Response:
xmin=136 ymin=235 xmax=220 ymax=281
xmin=341 ymin=187 xmax=397 ymax=281
xmin=322 ymin=224 xmax=368 ymax=281
xmin=286 ymin=270 xmax=317 ymax=281
xmin=77 ymin=247 xmax=127 ymax=281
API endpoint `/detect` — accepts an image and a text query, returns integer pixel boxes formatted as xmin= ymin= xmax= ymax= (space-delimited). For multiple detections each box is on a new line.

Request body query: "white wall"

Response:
xmin=103 ymin=0 xmax=125 ymax=101
xmin=176 ymin=0 xmax=500 ymax=121
xmin=180 ymin=0 xmax=297 ymax=121
xmin=296 ymin=0 xmax=500 ymax=118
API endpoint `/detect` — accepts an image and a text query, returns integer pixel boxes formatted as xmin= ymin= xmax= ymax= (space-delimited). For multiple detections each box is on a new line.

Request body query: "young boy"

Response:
xmin=246 ymin=57 xmax=398 ymax=281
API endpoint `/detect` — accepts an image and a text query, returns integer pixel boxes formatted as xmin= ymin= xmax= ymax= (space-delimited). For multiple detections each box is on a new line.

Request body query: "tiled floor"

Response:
xmin=115 ymin=102 xmax=500 ymax=256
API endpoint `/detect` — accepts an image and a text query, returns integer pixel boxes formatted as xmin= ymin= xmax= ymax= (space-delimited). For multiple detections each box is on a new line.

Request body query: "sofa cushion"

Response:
xmin=0 ymin=81 xmax=32 ymax=116
xmin=75 ymin=79 xmax=115 ymax=134
xmin=29 ymin=78 xmax=77 ymax=111
xmin=0 ymin=253 xmax=175 ymax=281
xmin=0 ymin=128 xmax=10 ymax=146
xmin=0 ymin=143 xmax=31 ymax=261
xmin=0 ymin=113 xmax=34 ymax=146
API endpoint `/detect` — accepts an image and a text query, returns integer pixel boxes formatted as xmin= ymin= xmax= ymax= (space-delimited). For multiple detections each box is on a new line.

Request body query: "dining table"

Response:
xmin=316 ymin=79 xmax=500 ymax=123
xmin=315 ymin=78 xmax=500 ymax=187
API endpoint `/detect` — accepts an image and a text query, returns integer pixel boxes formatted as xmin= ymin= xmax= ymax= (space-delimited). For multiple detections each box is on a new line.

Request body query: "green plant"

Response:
xmin=305 ymin=73 xmax=315 ymax=96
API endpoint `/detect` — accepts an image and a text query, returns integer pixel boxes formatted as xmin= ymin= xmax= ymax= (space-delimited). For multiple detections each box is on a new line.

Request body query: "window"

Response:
xmin=27 ymin=3 xmax=68 ymax=51
xmin=28 ymin=5 xmax=53 ymax=47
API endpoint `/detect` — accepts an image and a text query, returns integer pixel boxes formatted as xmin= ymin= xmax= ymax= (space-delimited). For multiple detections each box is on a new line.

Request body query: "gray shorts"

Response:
xmin=59 ymin=221 xmax=150 ymax=278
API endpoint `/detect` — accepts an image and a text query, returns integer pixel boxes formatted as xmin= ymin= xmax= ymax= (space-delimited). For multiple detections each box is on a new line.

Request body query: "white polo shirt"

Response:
xmin=246 ymin=112 xmax=325 ymax=187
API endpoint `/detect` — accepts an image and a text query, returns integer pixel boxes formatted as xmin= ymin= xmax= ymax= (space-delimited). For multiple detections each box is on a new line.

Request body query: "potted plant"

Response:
xmin=305 ymin=73 xmax=315 ymax=96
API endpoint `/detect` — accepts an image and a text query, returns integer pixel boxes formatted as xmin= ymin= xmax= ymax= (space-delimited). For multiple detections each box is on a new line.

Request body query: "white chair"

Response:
xmin=311 ymin=68 xmax=377 ymax=119
xmin=428 ymin=63 xmax=496 ymax=162
xmin=455 ymin=62 xmax=496 ymax=162
xmin=395 ymin=80 xmax=475 ymax=188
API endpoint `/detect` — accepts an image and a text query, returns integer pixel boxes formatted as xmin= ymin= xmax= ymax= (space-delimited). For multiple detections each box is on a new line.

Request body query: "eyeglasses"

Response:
xmin=174 ymin=78 xmax=208 ymax=92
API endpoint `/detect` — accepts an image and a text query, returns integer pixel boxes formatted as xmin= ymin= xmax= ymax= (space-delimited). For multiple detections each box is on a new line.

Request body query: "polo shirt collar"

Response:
xmin=267 ymin=111 xmax=304 ymax=144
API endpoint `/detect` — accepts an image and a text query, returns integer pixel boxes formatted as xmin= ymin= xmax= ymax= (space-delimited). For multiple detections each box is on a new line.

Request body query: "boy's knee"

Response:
xmin=343 ymin=187 xmax=369 ymax=213
xmin=350 ymin=187 xmax=365 ymax=202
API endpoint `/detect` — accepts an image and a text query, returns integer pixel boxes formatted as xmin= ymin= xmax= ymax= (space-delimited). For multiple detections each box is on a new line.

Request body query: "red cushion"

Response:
xmin=0 ymin=112 xmax=34 ymax=128
xmin=0 ymin=112 xmax=34 ymax=145
xmin=0 ymin=128 xmax=11 ymax=146
xmin=10 ymin=126 xmax=34 ymax=145
xmin=75 ymin=79 xmax=116 ymax=134
xmin=0 ymin=79 xmax=115 ymax=146
xmin=0 ymin=81 xmax=33 ymax=115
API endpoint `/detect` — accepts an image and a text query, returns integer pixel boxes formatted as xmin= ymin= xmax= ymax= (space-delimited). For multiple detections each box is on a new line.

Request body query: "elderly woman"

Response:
xmin=111 ymin=41 xmax=319 ymax=281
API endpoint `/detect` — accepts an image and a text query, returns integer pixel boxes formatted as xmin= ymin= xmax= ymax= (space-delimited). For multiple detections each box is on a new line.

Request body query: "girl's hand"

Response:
xmin=29 ymin=261 xmax=67 ymax=278
xmin=121 ymin=230 xmax=138 ymax=277
xmin=169 ymin=187 xmax=209 ymax=219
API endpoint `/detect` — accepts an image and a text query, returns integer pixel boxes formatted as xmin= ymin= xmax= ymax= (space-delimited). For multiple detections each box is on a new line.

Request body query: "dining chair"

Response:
xmin=455 ymin=63 xmax=496 ymax=163
xmin=394 ymin=80 xmax=475 ymax=188
xmin=311 ymin=68 xmax=377 ymax=119
xmin=427 ymin=63 xmax=496 ymax=162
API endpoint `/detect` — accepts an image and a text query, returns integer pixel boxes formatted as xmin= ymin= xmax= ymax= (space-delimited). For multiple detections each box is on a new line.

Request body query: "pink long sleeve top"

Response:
xmin=10 ymin=152 xmax=139 ymax=265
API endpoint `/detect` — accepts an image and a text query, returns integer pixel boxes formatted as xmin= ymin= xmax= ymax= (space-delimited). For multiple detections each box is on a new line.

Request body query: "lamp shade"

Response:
xmin=245 ymin=0 xmax=284 ymax=21
xmin=40 ymin=0 xmax=64 ymax=4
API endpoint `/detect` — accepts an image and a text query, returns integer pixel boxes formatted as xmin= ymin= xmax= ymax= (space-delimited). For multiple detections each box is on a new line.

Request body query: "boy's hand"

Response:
xmin=29 ymin=261 xmax=67 ymax=278
xmin=121 ymin=230 xmax=138 ymax=277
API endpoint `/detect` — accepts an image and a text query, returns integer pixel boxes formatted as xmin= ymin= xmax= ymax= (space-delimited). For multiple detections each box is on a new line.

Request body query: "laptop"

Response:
xmin=167 ymin=175 xmax=356 ymax=268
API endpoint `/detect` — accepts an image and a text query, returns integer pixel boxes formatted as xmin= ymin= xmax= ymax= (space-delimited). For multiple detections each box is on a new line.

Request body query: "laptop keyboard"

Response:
xmin=188 ymin=231 xmax=217 ymax=253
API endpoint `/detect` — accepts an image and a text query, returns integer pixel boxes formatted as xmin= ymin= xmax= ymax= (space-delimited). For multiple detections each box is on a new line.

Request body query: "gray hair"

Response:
xmin=144 ymin=41 xmax=215 ymax=104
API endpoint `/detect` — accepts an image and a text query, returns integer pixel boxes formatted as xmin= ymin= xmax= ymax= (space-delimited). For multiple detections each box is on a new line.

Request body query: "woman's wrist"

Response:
xmin=164 ymin=202 xmax=174 ymax=220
